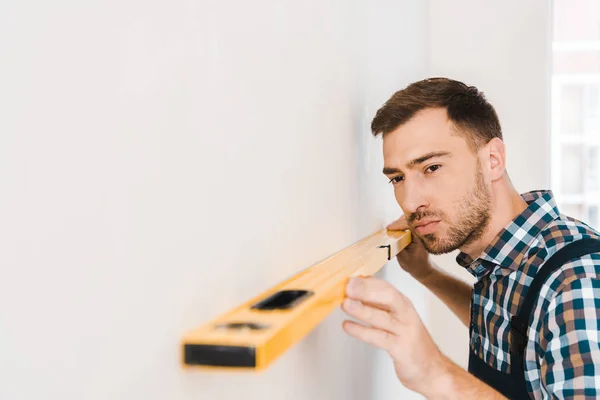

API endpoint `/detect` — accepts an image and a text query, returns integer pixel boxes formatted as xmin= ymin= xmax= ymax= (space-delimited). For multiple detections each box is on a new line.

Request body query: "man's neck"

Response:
xmin=459 ymin=177 xmax=529 ymax=260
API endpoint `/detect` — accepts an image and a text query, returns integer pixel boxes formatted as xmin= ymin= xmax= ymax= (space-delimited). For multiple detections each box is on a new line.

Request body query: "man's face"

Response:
xmin=382 ymin=107 xmax=492 ymax=254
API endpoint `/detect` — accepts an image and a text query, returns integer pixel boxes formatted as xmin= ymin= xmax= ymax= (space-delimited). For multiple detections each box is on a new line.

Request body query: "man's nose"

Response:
xmin=397 ymin=181 xmax=428 ymax=215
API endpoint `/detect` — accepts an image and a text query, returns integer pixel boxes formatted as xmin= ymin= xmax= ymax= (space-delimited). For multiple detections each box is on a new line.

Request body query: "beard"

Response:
xmin=408 ymin=160 xmax=492 ymax=255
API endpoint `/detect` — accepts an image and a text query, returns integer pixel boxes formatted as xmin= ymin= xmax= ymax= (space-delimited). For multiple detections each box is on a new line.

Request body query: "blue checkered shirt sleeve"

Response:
xmin=539 ymin=277 xmax=600 ymax=398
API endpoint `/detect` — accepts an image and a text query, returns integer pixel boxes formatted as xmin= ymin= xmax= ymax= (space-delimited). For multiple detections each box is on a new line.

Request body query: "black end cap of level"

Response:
xmin=184 ymin=344 xmax=256 ymax=368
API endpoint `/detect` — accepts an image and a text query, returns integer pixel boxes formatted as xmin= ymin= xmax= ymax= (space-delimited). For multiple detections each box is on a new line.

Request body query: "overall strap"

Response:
xmin=511 ymin=238 xmax=600 ymax=356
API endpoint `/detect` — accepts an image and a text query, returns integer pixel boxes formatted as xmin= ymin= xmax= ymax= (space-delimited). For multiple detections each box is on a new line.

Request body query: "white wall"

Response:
xmin=0 ymin=1 xmax=428 ymax=399
xmin=366 ymin=3 xmax=431 ymax=399
xmin=424 ymin=0 xmax=552 ymax=370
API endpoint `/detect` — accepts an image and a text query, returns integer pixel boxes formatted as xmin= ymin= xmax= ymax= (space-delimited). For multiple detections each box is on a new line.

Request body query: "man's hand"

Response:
xmin=387 ymin=215 xmax=474 ymax=328
xmin=341 ymin=276 xmax=507 ymax=399
xmin=387 ymin=216 xmax=434 ymax=282
xmin=341 ymin=276 xmax=450 ymax=394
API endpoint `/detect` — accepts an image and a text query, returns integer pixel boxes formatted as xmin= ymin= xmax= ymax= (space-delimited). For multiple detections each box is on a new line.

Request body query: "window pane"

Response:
xmin=584 ymin=85 xmax=600 ymax=133
xmin=553 ymin=51 xmax=600 ymax=75
xmin=553 ymin=0 xmax=600 ymax=41
xmin=560 ymin=85 xmax=584 ymax=134
xmin=588 ymin=146 xmax=600 ymax=191
xmin=561 ymin=144 xmax=585 ymax=194
xmin=552 ymin=1 xmax=600 ymax=231
xmin=589 ymin=205 xmax=599 ymax=229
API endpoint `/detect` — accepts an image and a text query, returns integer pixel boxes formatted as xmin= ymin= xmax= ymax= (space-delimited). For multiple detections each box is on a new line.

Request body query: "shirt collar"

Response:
xmin=456 ymin=190 xmax=560 ymax=277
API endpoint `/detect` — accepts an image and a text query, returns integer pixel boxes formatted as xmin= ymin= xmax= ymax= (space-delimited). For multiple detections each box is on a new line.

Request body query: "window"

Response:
xmin=551 ymin=0 xmax=600 ymax=230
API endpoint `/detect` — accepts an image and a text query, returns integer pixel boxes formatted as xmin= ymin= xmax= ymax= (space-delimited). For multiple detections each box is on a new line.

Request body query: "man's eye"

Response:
xmin=426 ymin=165 xmax=441 ymax=173
xmin=389 ymin=176 xmax=404 ymax=184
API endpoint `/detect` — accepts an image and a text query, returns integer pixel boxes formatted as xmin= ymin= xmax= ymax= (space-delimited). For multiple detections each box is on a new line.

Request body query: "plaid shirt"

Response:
xmin=456 ymin=190 xmax=600 ymax=399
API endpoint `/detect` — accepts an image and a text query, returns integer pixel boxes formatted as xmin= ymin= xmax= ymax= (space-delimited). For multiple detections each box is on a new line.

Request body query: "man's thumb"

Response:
xmin=386 ymin=217 xmax=407 ymax=231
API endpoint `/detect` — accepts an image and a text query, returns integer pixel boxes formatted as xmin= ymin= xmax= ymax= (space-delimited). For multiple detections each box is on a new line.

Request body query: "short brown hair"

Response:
xmin=371 ymin=77 xmax=502 ymax=151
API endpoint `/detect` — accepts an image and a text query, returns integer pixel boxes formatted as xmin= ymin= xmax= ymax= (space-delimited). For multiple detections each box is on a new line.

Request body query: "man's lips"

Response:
xmin=412 ymin=220 xmax=441 ymax=235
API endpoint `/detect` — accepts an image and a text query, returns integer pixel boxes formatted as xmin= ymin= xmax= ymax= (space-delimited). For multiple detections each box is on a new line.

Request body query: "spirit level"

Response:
xmin=181 ymin=228 xmax=411 ymax=372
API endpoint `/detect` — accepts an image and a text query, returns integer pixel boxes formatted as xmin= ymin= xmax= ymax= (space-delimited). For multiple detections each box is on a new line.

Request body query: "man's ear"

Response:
xmin=485 ymin=138 xmax=506 ymax=181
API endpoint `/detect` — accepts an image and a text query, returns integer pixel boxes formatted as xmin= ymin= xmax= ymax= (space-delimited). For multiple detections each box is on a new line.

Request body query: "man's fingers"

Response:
xmin=386 ymin=215 xmax=409 ymax=231
xmin=342 ymin=320 xmax=395 ymax=350
xmin=345 ymin=276 xmax=410 ymax=316
xmin=341 ymin=298 xmax=400 ymax=334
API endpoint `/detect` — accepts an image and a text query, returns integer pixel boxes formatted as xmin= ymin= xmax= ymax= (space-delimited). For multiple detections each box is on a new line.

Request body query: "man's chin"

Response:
xmin=423 ymin=245 xmax=451 ymax=255
xmin=421 ymin=234 xmax=459 ymax=255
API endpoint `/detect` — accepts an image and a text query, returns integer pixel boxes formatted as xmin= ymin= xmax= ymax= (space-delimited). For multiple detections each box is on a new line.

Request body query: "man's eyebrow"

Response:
xmin=382 ymin=151 xmax=451 ymax=175
xmin=382 ymin=166 xmax=402 ymax=175
xmin=407 ymin=151 xmax=451 ymax=167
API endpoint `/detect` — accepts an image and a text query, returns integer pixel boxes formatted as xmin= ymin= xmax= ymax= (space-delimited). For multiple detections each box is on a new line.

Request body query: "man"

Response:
xmin=341 ymin=77 xmax=600 ymax=399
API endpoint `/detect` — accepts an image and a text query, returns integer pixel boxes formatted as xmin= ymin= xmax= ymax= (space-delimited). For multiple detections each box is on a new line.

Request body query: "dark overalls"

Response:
xmin=467 ymin=239 xmax=600 ymax=399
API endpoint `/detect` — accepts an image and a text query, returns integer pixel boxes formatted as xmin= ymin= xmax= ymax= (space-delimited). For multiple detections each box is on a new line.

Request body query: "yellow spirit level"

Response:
xmin=181 ymin=228 xmax=411 ymax=372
